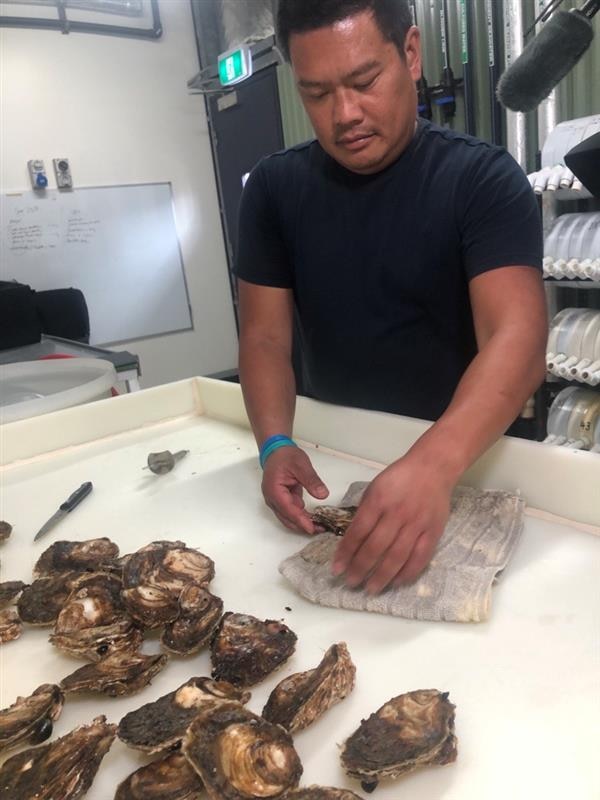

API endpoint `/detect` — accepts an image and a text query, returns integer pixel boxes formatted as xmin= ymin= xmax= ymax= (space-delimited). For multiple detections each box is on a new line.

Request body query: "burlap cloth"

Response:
xmin=279 ymin=482 xmax=524 ymax=623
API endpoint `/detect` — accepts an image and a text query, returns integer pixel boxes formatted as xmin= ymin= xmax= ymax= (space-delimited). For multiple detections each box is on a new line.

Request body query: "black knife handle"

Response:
xmin=60 ymin=481 xmax=93 ymax=512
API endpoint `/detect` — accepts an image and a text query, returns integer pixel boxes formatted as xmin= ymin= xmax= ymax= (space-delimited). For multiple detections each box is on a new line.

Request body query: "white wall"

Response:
xmin=0 ymin=0 xmax=238 ymax=388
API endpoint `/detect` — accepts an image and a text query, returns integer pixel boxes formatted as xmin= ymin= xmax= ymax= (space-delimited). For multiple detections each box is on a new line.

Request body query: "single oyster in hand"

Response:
xmin=262 ymin=642 xmax=356 ymax=733
xmin=118 ymin=676 xmax=250 ymax=754
xmin=50 ymin=572 xmax=141 ymax=661
xmin=17 ymin=571 xmax=84 ymax=626
xmin=0 ymin=521 xmax=12 ymax=542
xmin=0 ymin=683 xmax=64 ymax=754
xmin=0 ymin=580 xmax=27 ymax=608
xmin=183 ymin=701 xmax=303 ymax=799
xmin=0 ymin=608 xmax=22 ymax=643
xmin=211 ymin=612 xmax=298 ymax=687
xmin=287 ymin=789 xmax=365 ymax=800
xmin=161 ymin=584 xmax=223 ymax=655
xmin=341 ymin=690 xmax=457 ymax=792
xmin=34 ymin=538 xmax=120 ymax=578
xmin=312 ymin=506 xmax=357 ymax=535
xmin=0 ymin=715 xmax=116 ymax=800
xmin=60 ymin=649 xmax=168 ymax=697
xmin=115 ymin=752 xmax=204 ymax=800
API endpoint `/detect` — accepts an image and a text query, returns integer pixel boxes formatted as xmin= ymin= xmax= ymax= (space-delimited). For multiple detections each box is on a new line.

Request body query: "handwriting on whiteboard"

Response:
xmin=7 ymin=206 xmax=100 ymax=253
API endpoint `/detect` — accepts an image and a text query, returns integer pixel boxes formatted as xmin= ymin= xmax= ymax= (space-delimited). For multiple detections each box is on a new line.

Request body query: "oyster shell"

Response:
xmin=0 ymin=715 xmax=116 ymax=800
xmin=340 ymin=690 xmax=457 ymax=792
xmin=118 ymin=675 xmax=250 ymax=754
xmin=0 ymin=683 xmax=64 ymax=754
xmin=288 ymin=789 xmax=365 ymax=800
xmin=211 ymin=612 xmax=297 ymax=687
xmin=122 ymin=583 xmax=181 ymax=629
xmin=50 ymin=572 xmax=142 ymax=661
xmin=161 ymin=584 xmax=223 ymax=655
xmin=123 ymin=540 xmax=215 ymax=593
xmin=33 ymin=537 xmax=120 ymax=578
xmin=60 ymin=649 xmax=168 ymax=697
xmin=0 ymin=580 xmax=27 ymax=608
xmin=115 ymin=752 xmax=204 ymax=800
xmin=312 ymin=506 xmax=357 ymax=535
xmin=122 ymin=541 xmax=215 ymax=629
xmin=183 ymin=700 xmax=303 ymax=799
xmin=0 ymin=607 xmax=22 ymax=642
xmin=262 ymin=642 xmax=356 ymax=733
xmin=17 ymin=571 xmax=84 ymax=626
xmin=0 ymin=521 xmax=12 ymax=542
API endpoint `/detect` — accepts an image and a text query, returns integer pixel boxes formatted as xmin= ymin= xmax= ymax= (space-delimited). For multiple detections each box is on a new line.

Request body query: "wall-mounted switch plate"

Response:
xmin=53 ymin=158 xmax=73 ymax=189
xmin=28 ymin=159 xmax=48 ymax=190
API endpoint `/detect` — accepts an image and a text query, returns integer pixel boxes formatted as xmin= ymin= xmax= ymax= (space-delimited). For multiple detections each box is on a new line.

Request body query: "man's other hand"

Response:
xmin=262 ymin=447 xmax=329 ymax=534
xmin=331 ymin=456 xmax=452 ymax=593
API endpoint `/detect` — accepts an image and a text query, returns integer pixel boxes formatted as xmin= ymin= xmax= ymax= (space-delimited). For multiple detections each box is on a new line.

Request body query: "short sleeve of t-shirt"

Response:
xmin=459 ymin=147 xmax=543 ymax=279
xmin=234 ymin=159 xmax=293 ymax=288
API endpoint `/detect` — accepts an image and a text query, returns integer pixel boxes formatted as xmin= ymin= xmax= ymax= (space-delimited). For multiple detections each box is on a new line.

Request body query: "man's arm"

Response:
xmin=332 ymin=265 xmax=548 ymax=593
xmin=238 ymin=279 xmax=329 ymax=532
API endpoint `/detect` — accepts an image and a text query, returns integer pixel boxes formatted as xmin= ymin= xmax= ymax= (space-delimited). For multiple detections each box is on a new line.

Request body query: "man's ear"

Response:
xmin=404 ymin=26 xmax=422 ymax=82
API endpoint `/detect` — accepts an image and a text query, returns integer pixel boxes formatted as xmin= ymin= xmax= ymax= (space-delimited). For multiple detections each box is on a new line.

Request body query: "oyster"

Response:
xmin=183 ymin=701 xmax=303 ymax=799
xmin=0 ymin=580 xmax=27 ymax=608
xmin=122 ymin=583 xmax=181 ymax=629
xmin=123 ymin=541 xmax=215 ymax=593
xmin=262 ymin=642 xmax=356 ymax=733
xmin=118 ymin=676 xmax=250 ymax=754
xmin=0 ymin=520 xmax=12 ymax=542
xmin=0 ymin=608 xmax=22 ymax=642
xmin=0 ymin=715 xmax=116 ymax=800
xmin=0 ymin=683 xmax=64 ymax=754
xmin=60 ymin=649 xmax=168 ymax=697
xmin=340 ymin=690 xmax=457 ymax=792
xmin=122 ymin=541 xmax=215 ymax=629
xmin=115 ymin=752 xmax=204 ymax=800
xmin=17 ymin=571 xmax=84 ymax=626
xmin=312 ymin=506 xmax=357 ymax=535
xmin=161 ymin=584 xmax=223 ymax=655
xmin=288 ymin=790 xmax=365 ymax=800
xmin=50 ymin=572 xmax=142 ymax=661
xmin=211 ymin=612 xmax=297 ymax=687
xmin=34 ymin=537 xmax=120 ymax=578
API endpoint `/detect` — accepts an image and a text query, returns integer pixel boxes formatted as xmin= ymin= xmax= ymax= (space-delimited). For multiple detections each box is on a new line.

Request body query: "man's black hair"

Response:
xmin=276 ymin=0 xmax=413 ymax=61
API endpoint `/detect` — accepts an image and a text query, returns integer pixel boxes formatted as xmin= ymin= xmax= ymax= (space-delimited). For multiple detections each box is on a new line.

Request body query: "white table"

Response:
xmin=1 ymin=379 xmax=599 ymax=799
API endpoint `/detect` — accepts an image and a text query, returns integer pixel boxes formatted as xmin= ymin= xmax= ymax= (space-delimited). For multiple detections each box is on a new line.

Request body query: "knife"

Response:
xmin=33 ymin=482 xmax=94 ymax=542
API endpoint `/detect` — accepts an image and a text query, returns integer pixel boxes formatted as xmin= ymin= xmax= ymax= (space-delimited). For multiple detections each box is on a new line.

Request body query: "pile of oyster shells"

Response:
xmin=0 ymin=534 xmax=457 ymax=799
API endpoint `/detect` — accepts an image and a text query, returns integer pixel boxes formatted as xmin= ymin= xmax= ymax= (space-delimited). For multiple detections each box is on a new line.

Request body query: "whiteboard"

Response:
xmin=0 ymin=183 xmax=192 ymax=345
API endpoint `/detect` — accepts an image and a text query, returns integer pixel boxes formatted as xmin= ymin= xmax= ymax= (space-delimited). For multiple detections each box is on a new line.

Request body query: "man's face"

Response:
xmin=289 ymin=11 xmax=421 ymax=175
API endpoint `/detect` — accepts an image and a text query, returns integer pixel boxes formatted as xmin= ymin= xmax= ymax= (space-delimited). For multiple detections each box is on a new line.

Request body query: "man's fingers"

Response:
xmin=331 ymin=504 xmax=382 ymax=576
xmin=392 ymin=532 xmax=438 ymax=586
xmin=365 ymin=528 xmax=424 ymax=594
xmin=341 ymin=516 xmax=404 ymax=589
xmin=295 ymin=461 xmax=329 ymax=500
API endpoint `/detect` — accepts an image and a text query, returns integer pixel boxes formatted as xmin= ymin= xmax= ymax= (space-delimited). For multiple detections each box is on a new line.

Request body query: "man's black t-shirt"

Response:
xmin=234 ymin=119 xmax=542 ymax=421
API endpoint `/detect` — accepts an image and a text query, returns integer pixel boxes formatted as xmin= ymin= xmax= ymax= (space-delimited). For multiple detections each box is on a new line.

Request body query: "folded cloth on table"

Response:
xmin=279 ymin=482 xmax=524 ymax=623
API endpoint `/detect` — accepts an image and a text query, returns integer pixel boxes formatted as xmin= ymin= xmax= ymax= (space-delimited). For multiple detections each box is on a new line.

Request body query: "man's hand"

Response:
xmin=262 ymin=447 xmax=329 ymax=534
xmin=332 ymin=455 xmax=453 ymax=594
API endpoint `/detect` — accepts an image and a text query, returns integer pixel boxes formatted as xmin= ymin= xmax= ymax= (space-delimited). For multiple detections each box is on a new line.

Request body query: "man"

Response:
xmin=235 ymin=0 xmax=547 ymax=594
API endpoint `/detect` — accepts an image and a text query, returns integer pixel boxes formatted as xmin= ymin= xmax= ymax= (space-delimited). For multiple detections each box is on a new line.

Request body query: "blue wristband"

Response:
xmin=259 ymin=434 xmax=297 ymax=468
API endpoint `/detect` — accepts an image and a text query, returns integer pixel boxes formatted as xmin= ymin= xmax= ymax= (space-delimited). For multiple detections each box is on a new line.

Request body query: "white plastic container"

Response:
xmin=0 ymin=358 xmax=117 ymax=423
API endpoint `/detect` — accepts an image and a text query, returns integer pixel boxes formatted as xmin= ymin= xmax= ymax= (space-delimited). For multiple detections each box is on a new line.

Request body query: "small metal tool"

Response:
xmin=145 ymin=449 xmax=189 ymax=475
xmin=34 ymin=481 xmax=93 ymax=542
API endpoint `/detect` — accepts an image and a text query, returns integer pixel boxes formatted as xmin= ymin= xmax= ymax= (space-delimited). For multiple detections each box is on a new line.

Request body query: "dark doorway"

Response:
xmin=207 ymin=65 xmax=285 ymax=312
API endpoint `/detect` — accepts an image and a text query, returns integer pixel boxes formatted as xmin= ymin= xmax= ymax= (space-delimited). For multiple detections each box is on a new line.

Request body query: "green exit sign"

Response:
xmin=218 ymin=45 xmax=253 ymax=87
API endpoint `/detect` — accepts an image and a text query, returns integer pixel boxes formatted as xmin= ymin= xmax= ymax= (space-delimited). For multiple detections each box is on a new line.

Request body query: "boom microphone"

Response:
xmin=497 ymin=2 xmax=599 ymax=113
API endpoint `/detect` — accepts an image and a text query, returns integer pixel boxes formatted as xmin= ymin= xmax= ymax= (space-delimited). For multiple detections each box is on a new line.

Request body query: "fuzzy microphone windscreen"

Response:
xmin=497 ymin=10 xmax=594 ymax=112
